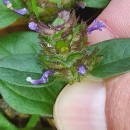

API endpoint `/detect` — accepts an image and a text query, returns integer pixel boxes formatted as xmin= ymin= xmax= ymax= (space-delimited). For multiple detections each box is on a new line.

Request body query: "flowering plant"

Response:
xmin=1 ymin=0 xmax=130 ymax=129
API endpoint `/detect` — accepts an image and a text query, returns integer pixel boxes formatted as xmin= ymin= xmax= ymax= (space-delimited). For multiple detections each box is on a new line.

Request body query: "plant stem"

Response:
xmin=26 ymin=115 xmax=39 ymax=128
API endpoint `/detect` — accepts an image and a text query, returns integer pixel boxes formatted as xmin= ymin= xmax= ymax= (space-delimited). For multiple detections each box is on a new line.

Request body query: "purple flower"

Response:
xmin=78 ymin=65 xmax=86 ymax=76
xmin=3 ymin=0 xmax=11 ymax=5
xmin=87 ymin=20 xmax=106 ymax=34
xmin=3 ymin=0 xmax=27 ymax=15
xmin=28 ymin=22 xmax=39 ymax=32
xmin=26 ymin=70 xmax=55 ymax=85
xmin=13 ymin=8 xmax=27 ymax=15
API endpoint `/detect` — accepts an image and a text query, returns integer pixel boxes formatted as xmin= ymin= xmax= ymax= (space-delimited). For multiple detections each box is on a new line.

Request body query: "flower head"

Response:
xmin=78 ymin=65 xmax=86 ymax=76
xmin=28 ymin=22 xmax=39 ymax=32
xmin=26 ymin=70 xmax=55 ymax=85
xmin=87 ymin=20 xmax=106 ymax=34
xmin=13 ymin=8 xmax=27 ymax=15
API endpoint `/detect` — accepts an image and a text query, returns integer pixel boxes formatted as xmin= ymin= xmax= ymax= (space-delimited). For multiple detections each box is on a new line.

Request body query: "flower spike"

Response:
xmin=26 ymin=11 xmax=100 ymax=84
xmin=26 ymin=70 xmax=55 ymax=85
xmin=78 ymin=65 xmax=87 ymax=76
xmin=87 ymin=20 xmax=106 ymax=34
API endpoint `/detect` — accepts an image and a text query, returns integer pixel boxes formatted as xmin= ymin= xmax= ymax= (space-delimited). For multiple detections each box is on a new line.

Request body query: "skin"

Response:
xmin=53 ymin=0 xmax=130 ymax=130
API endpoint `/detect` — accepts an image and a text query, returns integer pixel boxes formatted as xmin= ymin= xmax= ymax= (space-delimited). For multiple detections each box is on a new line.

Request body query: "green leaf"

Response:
xmin=0 ymin=0 xmax=25 ymax=28
xmin=0 ymin=32 xmax=67 ymax=116
xmin=89 ymin=38 xmax=130 ymax=78
xmin=10 ymin=0 xmax=25 ymax=8
xmin=31 ymin=0 xmax=39 ymax=19
xmin=0 ymin=114 xmax=18 ymax=130
xmin=84 ymin=0 xmax=110 ymax=8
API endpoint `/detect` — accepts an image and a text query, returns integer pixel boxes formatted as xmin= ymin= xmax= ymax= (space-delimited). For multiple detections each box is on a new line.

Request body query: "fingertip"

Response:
xmin=88 ymin=0 xmax=130 ymax=45
xmin=53 ymin=78 xmax=107 ymax=130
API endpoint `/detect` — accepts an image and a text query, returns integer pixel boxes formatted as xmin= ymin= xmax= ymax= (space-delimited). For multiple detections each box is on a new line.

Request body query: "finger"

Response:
xmin=54 ymin=0 xmax=130 ymax=130
xmin=98 ymin=0 xmax=130 ymax=38
xmin=88 ymin=0 xmax=130 ymax=45
xmin=54 ymin=79 xmax=106 ymax=130
xmin=105 ymin=73 xmax=130 ymax=130
xmin=96 ymin=0 xmax=130 ymax=129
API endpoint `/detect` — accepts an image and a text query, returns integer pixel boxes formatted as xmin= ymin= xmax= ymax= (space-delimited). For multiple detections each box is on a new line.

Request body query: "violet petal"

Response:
xmin=87 ymin=20 xmax=106 ymax=34
xmin=3 ymin=0 xmax=11 ymax=5
xmin=26 ymin=77 xmax=47 ymax=85
xmin=14 ymin=8 xmax=27 ymax=15
xmin=28 ymin=22 xmax=39 ymax=32
xmin=78 ymin=65 xmax=86 ymax=76
xmin=42 ymin=70 xmax=55 ymax=78
xmin=26 ymin=70 xmax=55 ymax=85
